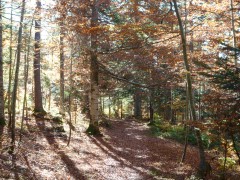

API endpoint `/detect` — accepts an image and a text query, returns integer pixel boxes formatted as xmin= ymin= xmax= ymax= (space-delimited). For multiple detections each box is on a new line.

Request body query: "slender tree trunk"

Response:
xmin=108 ymin=95 xmax=111 ymax=120
xmin=120 ymin=100 xmax=123 ymax=119
xmin=170 ymin=87 xmax=176 ymax=124
xmin=48 ymin=85 xmax=51 ymax=111
xmin=149 ymin=88 xmax=154 ymax=124
xmin=173 ymin=0 xmax=207 ymax=177
xmin=20 ymin=51 xmax=28 ymax=143
xmin=230 ymin=0 xmax=237 ymax=66
xmin=34 ymin=0 xmax=45 ymax=114
xmin=10 ymin=0 xmax=26 ymax=153
xmin=86 ymin=1 xmax=100 ymax=135
xmin=181 ymin=125 xmax=189 ymax=162
xmin=7 ymin=0 xmax=13 ymax=130
xmin=182 ymin=83 xmax=189 ymax=162
xmin=102 ymin=96 xmax=105 ymax=115
xmin=20 ymin=20 xmax=33 ymax=143
xmin=67 ymin=54 xmax=74 ymax=146
xmin=59 ymin=19 xmax=65 ymax=115
xmin=0 ymin=0 xmax=5 ymax=147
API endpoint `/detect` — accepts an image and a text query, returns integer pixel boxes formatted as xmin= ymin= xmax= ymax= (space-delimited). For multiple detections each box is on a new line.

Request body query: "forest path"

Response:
xmin=1 ymin=118 xmax=200 ymax=180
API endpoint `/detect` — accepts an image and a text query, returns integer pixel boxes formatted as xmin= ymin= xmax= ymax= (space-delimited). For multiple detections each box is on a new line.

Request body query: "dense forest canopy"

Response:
xmin=0 ymin=0 xmax=239 ymax=179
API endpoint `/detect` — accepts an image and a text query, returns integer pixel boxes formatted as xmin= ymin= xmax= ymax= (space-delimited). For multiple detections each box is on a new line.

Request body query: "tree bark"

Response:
xmin=230 ymin=0 xmax=237 ymax=66
xmin=20 ymin=19 xmax=33 ymax=143
xmin=149 ymin=88 xmax=154 ymax=124
xmin=34 ymin=0 xmax=45 ymax=114
xmin=86 ymin=1 xmax=100 ymax=135
xmin=173 ymin=0 xmax=207 ymax=177
xmin=0 ymin=0 xmax=5 ymax=147
xmin=134 ymin=88 xmax=142 ymax=119
xmin=7 ymin=0 xmax=13 ymax=130
xmin=59 ymin=19 xmax=65 ymax=115
xmin=10 ymin=0 xmax=25 ymax=153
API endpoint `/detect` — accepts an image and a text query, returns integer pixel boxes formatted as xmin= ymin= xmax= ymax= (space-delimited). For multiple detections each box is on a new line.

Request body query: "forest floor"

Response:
xmin=0 ymin=117 xmax=239 ymax=179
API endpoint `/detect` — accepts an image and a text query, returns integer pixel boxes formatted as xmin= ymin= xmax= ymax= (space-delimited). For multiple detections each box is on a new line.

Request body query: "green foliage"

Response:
xmin=213 ymin=67 xmax=240 ymax=91
xmin=149 ymin=122 xmax=214 ymax=148
xmin=43 ymin=75 xmax=51 ymax=88
xmin=218 ymin=157 xmax=236 ymax=170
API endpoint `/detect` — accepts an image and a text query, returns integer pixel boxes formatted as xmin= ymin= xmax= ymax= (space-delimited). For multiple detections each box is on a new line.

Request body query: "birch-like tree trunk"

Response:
xmin=230 ymin=0 xmax=237 ymax=66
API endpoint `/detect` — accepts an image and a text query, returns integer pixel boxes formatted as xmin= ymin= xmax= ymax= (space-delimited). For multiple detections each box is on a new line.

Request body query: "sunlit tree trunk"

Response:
xmin=86 ymin=1 xmax=100 ymax=135
xmin=230 ymin=0 xmax=237 ymax=66
xmin=0 ymin=0 xmax=5 ymax=147
xmin=173 ymin=0 xmax=207 ymax=177
xmin=20 ymin=20 xmax=33 ymax=142
xmin=7 ymin=0 xmax=13 ymax=130
xmin=10 ymin=0 xmax=25 ymax=153
xmin=34 ymin=0 xmax=45 ymax=114
xmin=59 ymin=19 xmax=65 ymax=115
xmin=67 ymin=52 xmax=73 ymax=146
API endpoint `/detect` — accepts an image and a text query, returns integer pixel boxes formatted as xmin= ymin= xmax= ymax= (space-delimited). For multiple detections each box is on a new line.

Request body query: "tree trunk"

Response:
xmin=10 ymin=0 xmax=25 ymax=153
xmin=134 ymin=88 xmax=142 ymax=119
xmin=173 ymin=0 xmax=207 ymax=178
xmin=20 ymin=19 xmax=33 ymax=143
xmin=108 ymin=95 xmax=111 ymax=120
xmin=86 ymin=1 xmax=100 ymax=135
xmin=7 ymin=0 xmax=13 ymax=130
xmin=230 ymin=0 xmax=237 ymax=66
xmin=164 ymin=89 xmax=171 ymax=121
xmin=34 ymin=0 xmax=45 ymax=115
xmin=170 ymin=88 xmax=176 ymax=124
xmin=149 ymin=88 xmax=154 ymax=124
xmin=120 ymin=100 xmax=123 ymax=119
xmin=67 ymin=50 xmax=74 ymax=146
xmin=0 ymin=0 xmax=5 ymax=147
xmin=59 ymin=19 xmax=65 ymax=115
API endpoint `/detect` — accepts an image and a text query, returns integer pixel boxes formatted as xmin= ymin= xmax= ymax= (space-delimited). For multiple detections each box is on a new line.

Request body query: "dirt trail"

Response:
xmin=0 ymin=118 xmax=200 ymax=180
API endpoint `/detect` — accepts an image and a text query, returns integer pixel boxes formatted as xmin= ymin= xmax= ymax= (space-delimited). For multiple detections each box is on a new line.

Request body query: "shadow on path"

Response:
xmin=90 ymin=119 xmax=198 ymax=179
xmin=36 ymin=119 xmax=87 ymax=180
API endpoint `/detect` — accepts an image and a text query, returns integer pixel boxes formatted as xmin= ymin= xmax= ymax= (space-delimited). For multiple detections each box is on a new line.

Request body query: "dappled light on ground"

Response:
xmin=0 ymin=118 xmax=201 ymax=179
